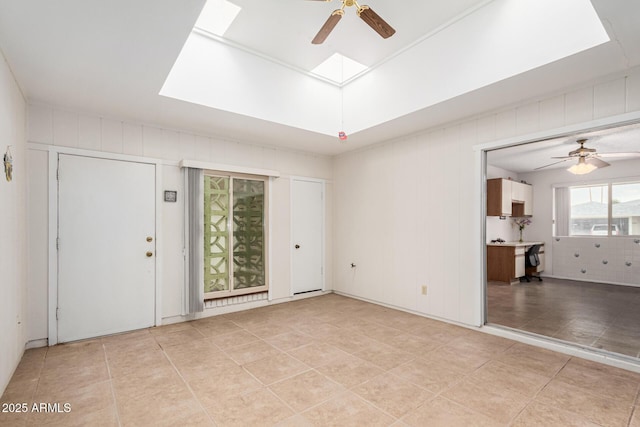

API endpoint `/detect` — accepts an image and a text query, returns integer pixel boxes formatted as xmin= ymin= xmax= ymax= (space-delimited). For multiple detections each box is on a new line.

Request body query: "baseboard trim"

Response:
xmin=25 ymin=339 xmax=48 ymax=349
xmin=543 ymin=274 xmax=640 ymax=288
xmin=160 ymin=290 xmax=332 ymax=325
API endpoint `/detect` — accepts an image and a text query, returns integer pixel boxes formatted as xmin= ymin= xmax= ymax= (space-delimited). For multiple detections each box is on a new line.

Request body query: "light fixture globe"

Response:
xmin=567 ymin=156 xmax=597 ymax=175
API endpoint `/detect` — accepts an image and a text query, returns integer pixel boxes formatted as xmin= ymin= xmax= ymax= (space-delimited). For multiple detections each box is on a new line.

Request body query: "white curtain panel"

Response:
xmin=187 ymin=168 xmax=205 ymax=313
xmin=555 ymin=186 xmax=570 ymax=236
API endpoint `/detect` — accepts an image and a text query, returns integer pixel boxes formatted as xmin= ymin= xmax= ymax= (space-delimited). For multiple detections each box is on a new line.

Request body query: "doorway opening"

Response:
xmin=483 ymin=121 xmax=640 ymax=361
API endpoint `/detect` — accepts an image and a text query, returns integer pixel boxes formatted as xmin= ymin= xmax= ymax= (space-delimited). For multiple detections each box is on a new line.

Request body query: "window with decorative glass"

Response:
xmin=203 ymin=172 xmax=268 ymax=299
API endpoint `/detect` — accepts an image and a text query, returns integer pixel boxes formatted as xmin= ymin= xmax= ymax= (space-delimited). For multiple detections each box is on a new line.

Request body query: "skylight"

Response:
xmin=311 ymin=53 xmax=368 ymax=85
xmin=195 ymin=0 xmax=241 ymax=36
xmin=161 ymin=0 xmax=610 ymax=138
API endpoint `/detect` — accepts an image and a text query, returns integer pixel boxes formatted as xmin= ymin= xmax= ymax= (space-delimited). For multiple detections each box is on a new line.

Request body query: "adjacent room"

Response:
xmin=486 ymin=123 xmax=640 ymax=359
xmin=2 ymin=0 xmax=640 ymax=425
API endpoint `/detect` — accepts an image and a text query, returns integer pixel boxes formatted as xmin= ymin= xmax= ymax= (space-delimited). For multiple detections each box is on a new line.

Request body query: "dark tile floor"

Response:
xmin=488 ymin=277 xmax=640 ymax=358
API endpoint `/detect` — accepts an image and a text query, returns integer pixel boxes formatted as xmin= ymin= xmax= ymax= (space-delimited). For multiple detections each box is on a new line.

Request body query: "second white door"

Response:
xmin=291 ymin=178 xmax=324 ymax=294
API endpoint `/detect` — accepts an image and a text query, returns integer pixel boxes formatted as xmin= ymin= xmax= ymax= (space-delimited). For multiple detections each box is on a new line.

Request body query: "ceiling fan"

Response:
xmin=309 ymin=0 xmax=395 ymax=45
xmin=535 ymin=138 xmax=640 ymax=175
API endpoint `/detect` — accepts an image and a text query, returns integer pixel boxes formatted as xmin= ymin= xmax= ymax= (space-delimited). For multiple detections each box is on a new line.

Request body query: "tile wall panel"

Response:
xmin=627 ymin=71 xmax=640 ymax=112
xmin=564 ymin=86 xmax=594 ymax=125
xmin=594 ymin=78 xmax=627 ymax=119
xmin=515 ymin=103 xmax=540 ymax=135
xmin=122 ymin=123 xmax=143 ymax=157
xmin=552 ymin=237 xmax=640 ymax=286
xmin=538 ymin=95 xmax=565 ymax=130
xmin=52 ymin=109 xmax=78 ymax=148
xmin=27 ymin=104 xmax=53 ymax=145
xmin=78 ymin=115 xmax=101 ymax=151
xmin=101 ymin=119 xmax=124 ymax=154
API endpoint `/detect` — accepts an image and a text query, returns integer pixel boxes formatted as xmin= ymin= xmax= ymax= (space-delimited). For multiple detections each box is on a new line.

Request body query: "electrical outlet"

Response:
xmin=421 ymin=285 xmax=428 ymax=295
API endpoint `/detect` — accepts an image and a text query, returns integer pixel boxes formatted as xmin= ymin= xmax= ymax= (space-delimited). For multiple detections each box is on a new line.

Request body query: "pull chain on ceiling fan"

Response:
xmin=309 ymin=0 xmax=395 ymax=44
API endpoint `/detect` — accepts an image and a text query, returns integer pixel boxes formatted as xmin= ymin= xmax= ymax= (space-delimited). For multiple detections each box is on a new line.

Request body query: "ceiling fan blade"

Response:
xmin=586 ymin=157 xmax=610 ymax=168
xmin=534 ymin=159 xmax=572 ymax=170
xmin=550 ymin=156 xmax=574 ymax=159
xmin=357 ymin=5 xmax=395 ymax=39
xmin=312 ymin=10 xmax=343 ymax=44
xmin=594 ymin=152 xmax=640 ymax=158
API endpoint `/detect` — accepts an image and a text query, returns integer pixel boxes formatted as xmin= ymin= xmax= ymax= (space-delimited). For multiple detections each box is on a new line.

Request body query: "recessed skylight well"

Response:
xmin=162 ymin=0 xmax=610 ymax=138
xmin=195 ymin=0 xmax=241 ymax=36
xmin=311 ymin=53 xmax=368 ymax=85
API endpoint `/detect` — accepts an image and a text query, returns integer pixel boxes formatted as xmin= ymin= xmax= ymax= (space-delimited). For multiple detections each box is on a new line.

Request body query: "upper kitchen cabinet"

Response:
xmin=487 ymin=178 xmax=533 ymax=217
xmin=487 ymin=178 xmax=512 ymax=216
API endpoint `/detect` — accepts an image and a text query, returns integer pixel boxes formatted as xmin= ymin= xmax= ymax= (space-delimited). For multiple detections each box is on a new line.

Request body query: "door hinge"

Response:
xmin=56 ymin=237 xmax=60 ymax=250
xmin=56 ymin=307 xmax=59 ymax=320
xmin=56 ymin=168 xmax=59 ymax=181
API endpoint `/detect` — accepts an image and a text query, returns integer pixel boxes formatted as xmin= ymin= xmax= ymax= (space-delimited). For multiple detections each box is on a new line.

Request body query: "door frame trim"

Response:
xmin=474 ymin=110 xmax=640 ymax=329
xmin=45 ymin=146 xmax=163 ymax=345
xmin=289 ymin=176 xmax=326 ymax=296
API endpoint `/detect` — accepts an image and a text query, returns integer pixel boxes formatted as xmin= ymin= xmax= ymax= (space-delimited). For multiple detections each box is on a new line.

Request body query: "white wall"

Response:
xmin=333 ymin=67 xmax=640 ymax=327
xmin=342 ymin=0 xmax=608 ymax=134
xmin=26 ymin=104 xmax=333 ymax=343
xmin=519 ymin=158 xmax=640 ymax=285
xmin=0 ymin=50 xmax=27 ymax=394
xmin=161 ymin=32 xmax=342 ymax=137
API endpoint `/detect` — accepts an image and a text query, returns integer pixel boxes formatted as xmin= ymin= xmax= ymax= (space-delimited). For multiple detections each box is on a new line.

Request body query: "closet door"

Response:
xmin=291 ymin=178 xmax=324 ymax=295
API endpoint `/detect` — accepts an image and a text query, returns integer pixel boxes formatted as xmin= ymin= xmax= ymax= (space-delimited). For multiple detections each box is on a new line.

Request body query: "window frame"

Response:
xmin=203 ymin=169 xmax=269 ymax=300
xmin=561 ymin=178 xmax=640 ymax=237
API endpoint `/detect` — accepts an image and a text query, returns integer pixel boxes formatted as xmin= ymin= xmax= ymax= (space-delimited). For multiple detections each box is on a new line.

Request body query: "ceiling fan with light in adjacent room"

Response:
xmin=308 ymin=0 xmax=395 ymax=44
xmin=535 ymin=138 xmax=640 ymax=175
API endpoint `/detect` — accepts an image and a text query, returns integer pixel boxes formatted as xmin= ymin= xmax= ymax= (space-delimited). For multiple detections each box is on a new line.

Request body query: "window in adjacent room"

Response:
xmin=565 ymin=180 xmax=640 ymax=236
xmin=612 ymin=182 xmax=640 ymax=236
xmin=203 ymin=172 xmax=268 ymax=299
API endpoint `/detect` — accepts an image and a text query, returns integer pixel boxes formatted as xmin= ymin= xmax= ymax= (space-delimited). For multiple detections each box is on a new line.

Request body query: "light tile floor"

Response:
xmin=488 ymin=277 xmax=640 ymax=358
xmin=2 ymin=293 xmax=640 ymax=426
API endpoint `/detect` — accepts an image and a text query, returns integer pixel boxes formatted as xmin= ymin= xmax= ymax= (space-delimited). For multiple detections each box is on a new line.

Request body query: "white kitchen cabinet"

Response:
xmin=487 ymin=178 xmax=533 ymax=217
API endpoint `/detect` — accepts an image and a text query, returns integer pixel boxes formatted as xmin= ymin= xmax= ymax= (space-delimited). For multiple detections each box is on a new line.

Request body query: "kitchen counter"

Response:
xmin=487 ymin=241 xmax=544 ymax=247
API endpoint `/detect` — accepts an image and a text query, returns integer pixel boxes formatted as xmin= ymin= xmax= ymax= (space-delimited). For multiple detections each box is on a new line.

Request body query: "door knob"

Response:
xmin=146 ymin=251 xmax=153 ymax=257
xmin=295 ymin=244 xmax=300 ymax=249
xmin=146 ymin=236 xmax=153 ymax=242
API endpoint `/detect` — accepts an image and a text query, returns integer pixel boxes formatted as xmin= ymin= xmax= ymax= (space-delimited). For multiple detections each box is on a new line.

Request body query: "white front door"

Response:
xmin=57 ymin=154 xmax=156 ymax=343
xmin=291 ymin=178 xmax=324 ymax=295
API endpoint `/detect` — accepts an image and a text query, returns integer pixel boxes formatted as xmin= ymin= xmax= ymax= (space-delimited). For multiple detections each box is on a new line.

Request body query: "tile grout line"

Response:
xmin=348 ymin=368 xmax=432 ymax=424
xmin=101 ymin=342 xmax=122 ymax=427
xmin=422 ymin=343 xmax=561 ymax=426
xmin=156 ymin=338 xmax=217 ymax=425
xmin=507 ymin=356 xmax=574 ymax=425
xmin=23 ymin=348 xmax=48 ymax=427
xmin=627 ymin=382 xmax=640 ymax=426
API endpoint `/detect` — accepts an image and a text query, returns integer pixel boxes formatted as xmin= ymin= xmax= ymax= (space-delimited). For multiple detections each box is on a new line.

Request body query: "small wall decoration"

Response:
xmin=164 ymin=190 xmax=177 ymax=202
xmin=3 ymin=146 xmax=12 ymax=182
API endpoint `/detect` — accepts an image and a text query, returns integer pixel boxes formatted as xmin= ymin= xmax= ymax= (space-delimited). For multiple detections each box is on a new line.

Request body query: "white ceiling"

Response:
xmin=487 ymin=123 xmax=640 ymax=173
xmin=0 ymin=0 xmax=639 ymax=156
xmin=222 ymin=0 xmax=489 ymax=73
